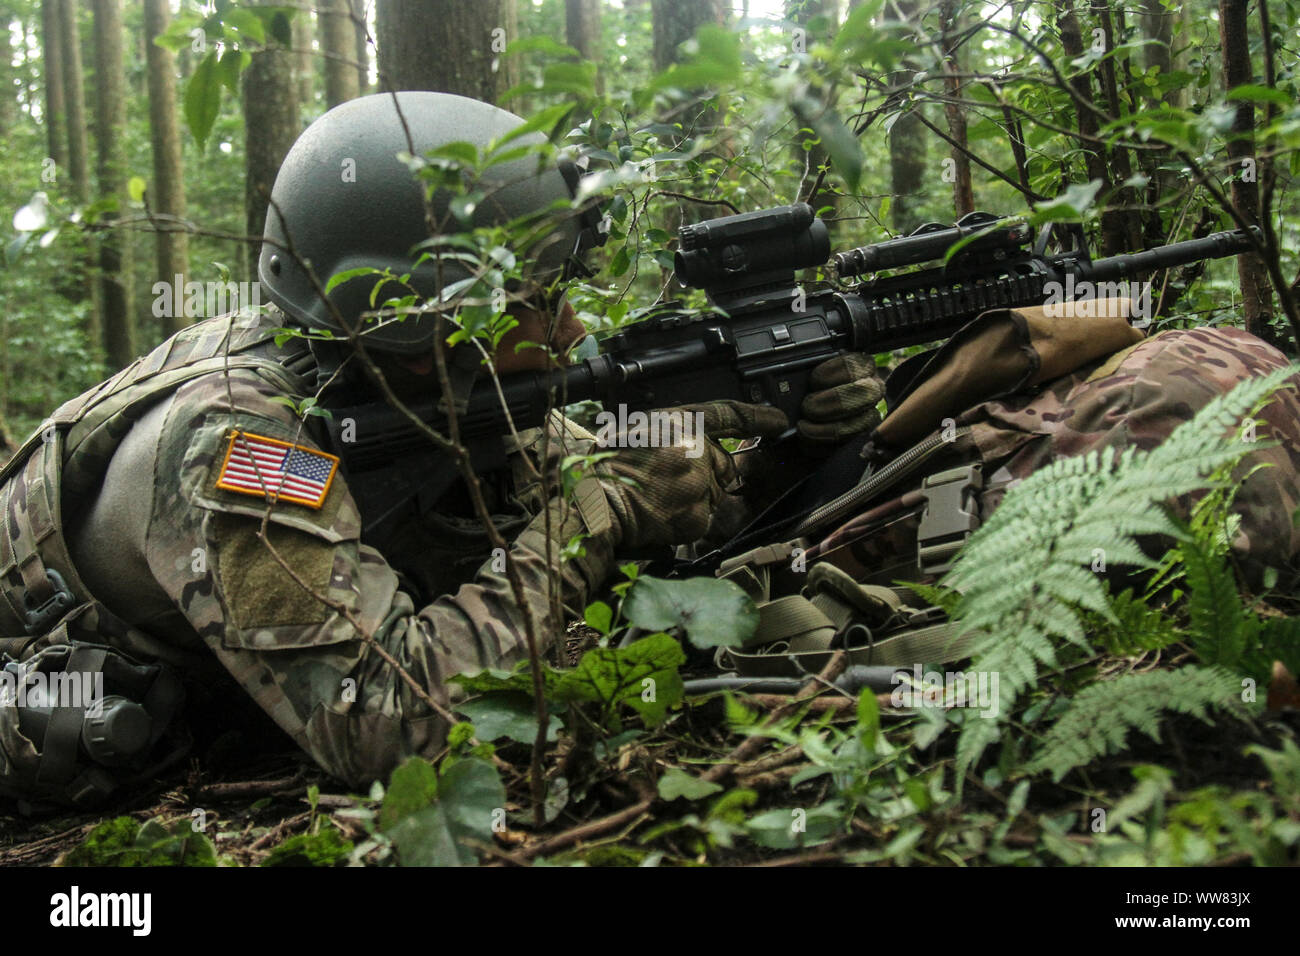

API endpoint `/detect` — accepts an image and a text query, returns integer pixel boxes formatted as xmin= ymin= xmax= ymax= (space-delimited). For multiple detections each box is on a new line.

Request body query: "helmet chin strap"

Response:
xmin=307 ymin=334 xmax=465 ymax=411
xmin=308 ymin=337 xmax=366 ymax=396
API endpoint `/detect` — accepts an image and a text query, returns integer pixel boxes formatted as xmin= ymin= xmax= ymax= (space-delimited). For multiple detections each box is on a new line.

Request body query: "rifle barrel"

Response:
xmin=1083 ymin=227 xmax=1259 ymax=283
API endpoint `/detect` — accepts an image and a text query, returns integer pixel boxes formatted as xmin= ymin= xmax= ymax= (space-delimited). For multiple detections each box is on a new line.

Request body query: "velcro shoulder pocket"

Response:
xmin=184 ymin=420 xmax=363 ymax=649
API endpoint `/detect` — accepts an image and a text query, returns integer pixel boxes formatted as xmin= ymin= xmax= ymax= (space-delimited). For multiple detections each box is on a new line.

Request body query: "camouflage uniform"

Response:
xmin=1 ymin=308 xmax=615 ymax=789
xmin=811 ymin=325 xmax=1300 ymax=591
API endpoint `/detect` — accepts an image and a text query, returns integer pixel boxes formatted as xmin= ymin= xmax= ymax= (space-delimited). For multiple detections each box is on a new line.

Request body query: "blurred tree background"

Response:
xmin=3 ymin=0 xmax=1297 ymax=443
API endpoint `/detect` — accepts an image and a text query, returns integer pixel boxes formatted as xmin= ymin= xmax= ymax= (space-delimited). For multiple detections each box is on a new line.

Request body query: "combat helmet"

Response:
xmin=258 ymin=91 xmax=603 ymax=352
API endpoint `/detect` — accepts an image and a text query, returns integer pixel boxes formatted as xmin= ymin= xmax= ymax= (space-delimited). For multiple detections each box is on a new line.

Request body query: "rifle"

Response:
xmin=327 ymin=203 xmax=1259 ymax=539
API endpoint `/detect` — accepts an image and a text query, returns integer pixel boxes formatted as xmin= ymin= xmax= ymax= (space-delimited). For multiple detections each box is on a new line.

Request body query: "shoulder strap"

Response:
xmin=0 ymin=313 xmax=309 ymax=636
xmin=717 ymin=561 xmax=977 ymax=676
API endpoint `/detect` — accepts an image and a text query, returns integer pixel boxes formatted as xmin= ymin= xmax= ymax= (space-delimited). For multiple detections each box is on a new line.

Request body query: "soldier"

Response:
xmin=0 ymin=92 xmax=886 ymax=804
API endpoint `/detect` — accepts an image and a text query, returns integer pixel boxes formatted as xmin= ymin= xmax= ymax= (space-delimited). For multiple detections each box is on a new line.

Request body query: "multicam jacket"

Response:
xmin=811 ymin=324 xmax=1300 ymax=593
xmin=0 ymin=309 xmax=614 ymax=788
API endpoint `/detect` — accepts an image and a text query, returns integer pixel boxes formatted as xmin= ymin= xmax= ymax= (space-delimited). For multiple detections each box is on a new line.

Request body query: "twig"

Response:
xmin=249 ymin=811 xmax=313 ymax=852
xmin=193 ymin=772 xmax=309 ymax=802
xmin=519 ymin=797 xmax=655 ymax=860
xmin=745 ymin=693 xmax=863 ymax=716
xmin=734 ymin=744 xmax=805 ymax=776
xmin=462 ymin=837 xmax=534 ymax=867
xmin=750 ymin=846 xmax=844 ymax=867
xmin=701 ymin=651 xmax=848 ymax=786
xmin=735 ymin=763 xmax=810 ymax=791
xmin=651 ymin=190 xmax=740 ymax=214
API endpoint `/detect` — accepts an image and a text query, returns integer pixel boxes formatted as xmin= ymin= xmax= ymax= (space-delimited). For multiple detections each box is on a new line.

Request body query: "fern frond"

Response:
xmin=1179 ymin=521 xmax=1252 ymax=669
xmin=1092 ymin=589 xmax=1182 ymax=656
xmin=898 ymin=581 xmax=961 ymax=616
xmin=1258 ymin=615 xmax=1300 ymax=680
xmin=944 ymin=364 xmax=1299 ymax=775
xmin=1024 ymin=667 xmax=1244 ymax=781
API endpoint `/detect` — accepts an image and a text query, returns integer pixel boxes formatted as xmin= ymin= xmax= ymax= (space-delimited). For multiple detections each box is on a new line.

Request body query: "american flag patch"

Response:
xmin=215 ymin=431 xmax=340 ymax=509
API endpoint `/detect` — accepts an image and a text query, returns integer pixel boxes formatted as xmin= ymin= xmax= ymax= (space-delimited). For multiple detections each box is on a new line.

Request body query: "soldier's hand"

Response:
xmin=598 ymin=401 xmax=788 ymax=550
xmin=798 ymin=353 xmax=886 ymax=447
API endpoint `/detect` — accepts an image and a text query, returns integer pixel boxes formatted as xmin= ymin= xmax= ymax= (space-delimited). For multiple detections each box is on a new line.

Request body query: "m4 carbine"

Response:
xmin=328 ymin=203 xmax=1258 ymax=539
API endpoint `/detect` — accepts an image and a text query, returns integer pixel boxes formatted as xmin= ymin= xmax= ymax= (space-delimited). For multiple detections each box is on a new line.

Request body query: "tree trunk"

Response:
xmin=352 ymin=0 xmax=369 ymax=94
xmin=1218 ymin=0 xmax=1273 ymax=337
xmin=650 ymin=0 xmax=728 ymax=150
xmin=293 ymin=6 xmax=315 ymax=116
xmin=1056 ymin=0 xmax=1125 ymax=255
xmin=57 ymin=0 xmax=98 ymax=345
xmin=320 ymin=0 xmax=360 ymax=108
xmin=565 ymin=0 xmax=602 ymax=95
xmin=144 ymin=0 xmax=189 ymax=336
xmin=1135 ymin=0 xmax=1178 ymax=246
xmin=566 ymin=0 xmax=601 ymax=60
xmin=376 ymin=0 xmax=506 ymax=102
xmin=502 ymin=0 xmax=520 ymax=94
xmin=40 ymin=0 xmax=66 ymax=170
xmin=0 ymin=7 xmax=17 ymax=139
xmin=1091 ymin=0 xmax=1143 ymax=251
xmin=244 ymin=1 xmax=300 ymax=280
xmin=939 ymin=0 xmax=974 ymax=218
xmin=92 ymin=0 xmax=133 ymax=369
xmin=650 ymin=0 xmax=725 ymax=73
xmin=887 ymin=0 xmax=927 ymax=233
xmin=56 ymin=0 xmax=89 ymax=202
xmin=1139 ymin=0 xmax=1176 ymax=105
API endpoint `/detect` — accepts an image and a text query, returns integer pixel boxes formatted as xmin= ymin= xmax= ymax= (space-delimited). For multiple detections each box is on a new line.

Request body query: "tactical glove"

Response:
xmin=598 ymin=401 xmax=788 ymax=551
xmin=798 ymin=353 xmax=886 ymax=446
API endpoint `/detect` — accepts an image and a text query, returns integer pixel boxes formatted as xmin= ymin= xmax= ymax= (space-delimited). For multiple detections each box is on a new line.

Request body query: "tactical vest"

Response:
xmin=0 ymin=310 xmax=312 ymax=806
xmin=0 ymin=311 xmax=312 ymax=643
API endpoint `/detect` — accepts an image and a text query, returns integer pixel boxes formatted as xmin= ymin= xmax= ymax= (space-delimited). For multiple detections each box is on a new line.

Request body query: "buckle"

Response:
xmin=916 ymin=464 xmax=983 ymax=576
xmin=23 ymin=568 xmax=77 ymax=635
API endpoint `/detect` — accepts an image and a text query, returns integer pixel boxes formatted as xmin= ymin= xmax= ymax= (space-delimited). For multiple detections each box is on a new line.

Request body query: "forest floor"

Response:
xmin=4 ymin=704 xmax=1297 ymax=867
xmin=3 ymin=624 xmax=1298 ymax=867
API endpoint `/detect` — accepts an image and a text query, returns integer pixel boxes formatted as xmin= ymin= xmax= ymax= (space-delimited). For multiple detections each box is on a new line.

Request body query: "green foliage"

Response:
xmin=6 ymin=0 xmax=1300 ymax=870
xmin=1090 ymin=588 xmax=1181 ymax=656
xmin=1023 ymin=667 xmax=1244 ymax=781
xmin=454 ymin=629 xmax=686 ymax=733
xmin=944 ymin=367 xmax=1298 ymax=775
xmin=556 ymin=632 xmax=685 ymax=730
xmin=1029 ymin=179 xmax=1103 ymax=225
xmin=745 ymin=801 xmax=844 ymax=849
xmin=379 ymin=756 xmax=506 ymax=867
xmin=1180 ymin=519 xmax=1261 ymax=674
xmin=657 ymin=767 xmax=723 ymax=802
xmin=622 ymin=575 xmax=758 ymax=650
xmin=1041 ymin=742 xmax=1300 ymax=865
xmin=184 ymin=51 xmax=224 ymax=152
xmin=639 ymin=787 xmax=756 ymax=854
xmin=647 ymin=25 xmax=741 ymax=94
xmin=157 ymin=1 xmax=297 ymax=150
xmin=457 ymin=693 xmax=556 ymax=746
xmin=456 ymin=576 xmax=751 ymax=737
xmin=62 ymin=816 xmax=217 ymax=867
xmin=260 ymin=823 xmax=353 ymax=867
xmin=451 ymin=662 xmax=567 ymax=699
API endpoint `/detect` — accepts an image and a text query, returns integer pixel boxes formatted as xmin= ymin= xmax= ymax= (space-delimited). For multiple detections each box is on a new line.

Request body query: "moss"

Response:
xmin=261 ymin=824 xmax=353 ymax=867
